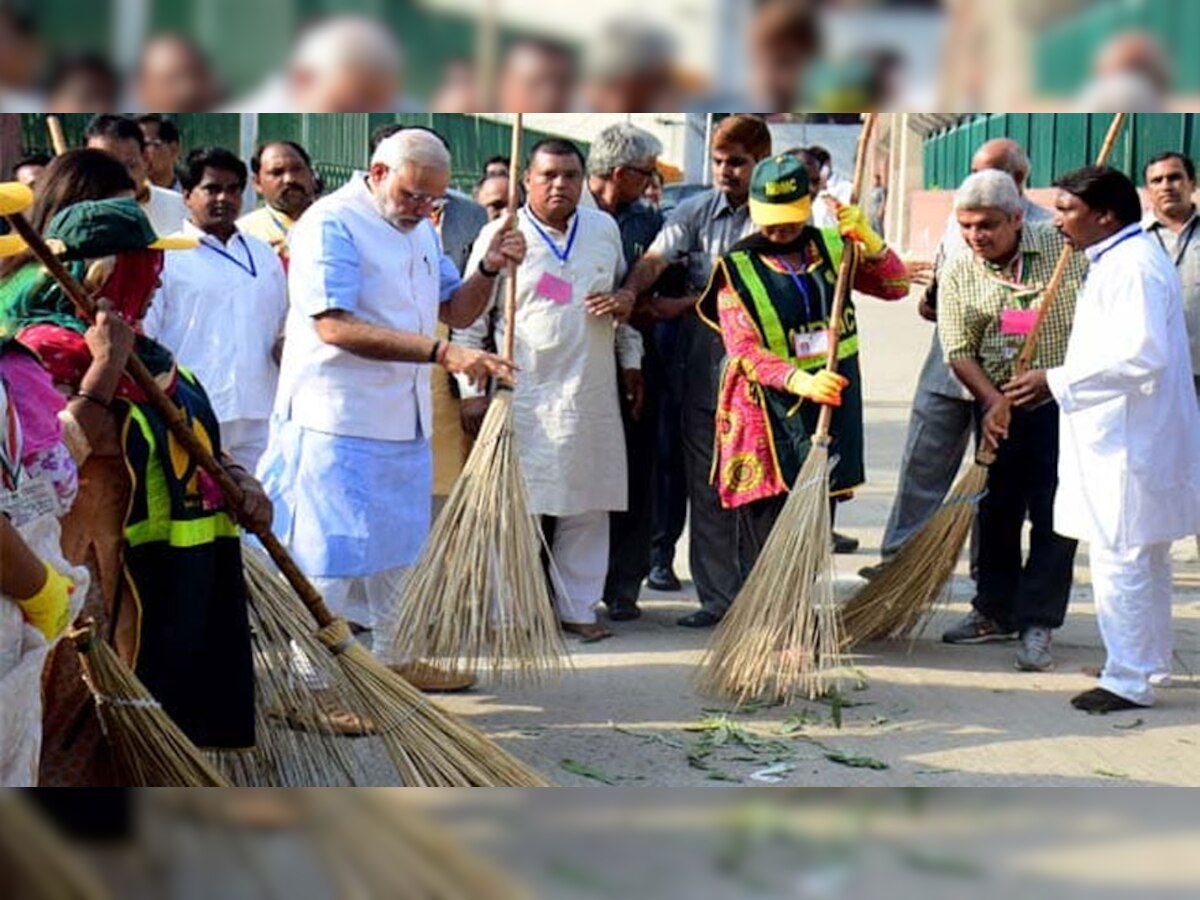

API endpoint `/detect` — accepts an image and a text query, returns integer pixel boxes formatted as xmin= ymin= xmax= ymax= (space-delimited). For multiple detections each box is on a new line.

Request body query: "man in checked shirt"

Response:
xmin=937 ymin=170 xmax=1088 ymax=673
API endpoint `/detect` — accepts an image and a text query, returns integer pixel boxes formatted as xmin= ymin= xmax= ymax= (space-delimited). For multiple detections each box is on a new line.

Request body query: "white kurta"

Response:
xmin=1047 ymin=225 xmax=1200 ymax=550
xmin=458 ymin=206 xmax=642 ymax=518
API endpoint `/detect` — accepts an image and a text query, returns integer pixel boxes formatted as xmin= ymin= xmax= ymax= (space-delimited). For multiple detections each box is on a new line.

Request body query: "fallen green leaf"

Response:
xmin=1093 ymin=768 xmax=1130 ymax=780
xmin=559 ymin=758 xmax=618 ymax=785
xmin=901 ymin=850 xmax=982 ymax=878
xmin=1112 ymin=718 xmax=1145 ymax=731
xmin=825 ymin=752 xmax=889 ymax=771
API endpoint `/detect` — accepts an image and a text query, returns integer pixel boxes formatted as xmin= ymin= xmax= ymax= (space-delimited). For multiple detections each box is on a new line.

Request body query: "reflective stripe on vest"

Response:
xmin=727 ymin=249 xmax=859 ymax=366
xmin=124 ymin=404 xmax=240 ymax=549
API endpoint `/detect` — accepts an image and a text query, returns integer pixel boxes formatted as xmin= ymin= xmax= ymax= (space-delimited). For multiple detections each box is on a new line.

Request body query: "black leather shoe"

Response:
xmin=646 ymin=565 xmax=682 ymax=592
xmin=677 ymin=610 xmax=721 ymax=628
xmin=605 ymin=599 xmax=642 ymax=622
xmin=832 ymin=531 xmax=860 ymax=554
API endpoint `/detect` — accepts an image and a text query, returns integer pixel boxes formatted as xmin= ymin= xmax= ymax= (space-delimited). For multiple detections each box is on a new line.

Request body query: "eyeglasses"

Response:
xmin=623 ymin=165 xmax=656 ymax=179
xmin=396 ymin=185 xmax=448 ymax=212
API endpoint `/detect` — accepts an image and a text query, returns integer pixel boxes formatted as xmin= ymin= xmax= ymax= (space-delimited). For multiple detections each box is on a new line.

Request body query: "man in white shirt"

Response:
xmin=85 ymin=114 xmax=187 ymax=237
xmin=258 ymin=130 xmax=523 ymax=687
xmin=142 ymin=147 xmax=288 ymax=472
xmin=455 ymin=139 xmax=642 ymax=640
xmin=1005 ymin=166 xmax=1200 ymax=713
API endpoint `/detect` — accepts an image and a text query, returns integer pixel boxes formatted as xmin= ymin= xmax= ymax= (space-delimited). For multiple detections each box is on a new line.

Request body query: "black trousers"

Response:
xmin=650 ymin=319 xmax=688 ymax=570
xmin=973 ymin=401 xmax=1077 ymax=631
xmin=604 ymin=358 xmax=659 ymax=603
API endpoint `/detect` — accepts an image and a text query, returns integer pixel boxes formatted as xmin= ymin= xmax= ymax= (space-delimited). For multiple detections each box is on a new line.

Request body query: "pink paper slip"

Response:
xmin=535 ymin=272 xmax=573 ymax=305
xmin=1000 ymin=308 xmax=1038 ymax=337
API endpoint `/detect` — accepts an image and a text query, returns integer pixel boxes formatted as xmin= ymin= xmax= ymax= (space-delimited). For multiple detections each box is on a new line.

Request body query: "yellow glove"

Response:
xmin=835 ymin=203 xmax=886 ymax=258
xmin=15 ymin=561 xmax=74 ymax=641
xmin=786 ymin=369 xmax=849 ymax=406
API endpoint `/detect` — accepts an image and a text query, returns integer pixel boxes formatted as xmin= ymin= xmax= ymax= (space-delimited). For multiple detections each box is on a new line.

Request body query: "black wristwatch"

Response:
xmin=478 ymin=258 xmax=500 ymax=278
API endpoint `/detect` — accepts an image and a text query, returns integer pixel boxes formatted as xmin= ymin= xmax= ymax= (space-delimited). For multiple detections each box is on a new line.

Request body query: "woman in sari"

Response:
xmin=0 ymin=153 xmax=270 ymax=784
xmin=697 ymin=154 xmax=909 ymax=578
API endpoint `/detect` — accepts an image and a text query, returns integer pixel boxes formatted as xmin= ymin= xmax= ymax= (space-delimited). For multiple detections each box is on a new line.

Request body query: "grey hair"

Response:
xmin=587 ymin=123 xmax=664 ymax=177
xmin=371 ymin=128 xmax=451 ymax=172
xmin=954 ymin=169 xmax=1022 ymax=216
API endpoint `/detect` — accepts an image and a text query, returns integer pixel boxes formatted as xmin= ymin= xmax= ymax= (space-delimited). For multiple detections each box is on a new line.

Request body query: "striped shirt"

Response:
xmin=939 ymin=222 xmax=1087 ymax=387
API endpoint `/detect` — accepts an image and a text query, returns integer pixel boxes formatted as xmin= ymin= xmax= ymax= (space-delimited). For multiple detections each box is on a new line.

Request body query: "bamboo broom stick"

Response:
xmin=47 ymin=116 xmax=67 ymax=156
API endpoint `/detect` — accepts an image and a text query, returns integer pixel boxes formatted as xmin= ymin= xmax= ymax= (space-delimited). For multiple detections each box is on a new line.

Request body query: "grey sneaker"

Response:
xmin=1015 ymin=626 xmax=1054 ymax=671
xmin=942 ymin=609 xmax=1016 ymax=645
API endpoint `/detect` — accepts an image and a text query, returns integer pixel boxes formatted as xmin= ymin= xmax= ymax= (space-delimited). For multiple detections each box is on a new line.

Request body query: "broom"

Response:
xmin=0 ymin=183 xmax=551 ymax=787
xmin=70 ymin=621 xmax=231 ymax=786
xmin=694 ymin=114 xmax=879 ymax=706
xmin=46 ymin=116 xmax=68 ymax=156
xmin=839 ymin=111 xmax=1129 ymax=646
xmin=391 ymin=113 xmax=569 ymax=683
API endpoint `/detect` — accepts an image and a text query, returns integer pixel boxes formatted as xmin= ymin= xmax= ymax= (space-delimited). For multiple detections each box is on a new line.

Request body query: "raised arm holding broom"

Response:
xmin=695 ymin=114 xmax=896 ymax=705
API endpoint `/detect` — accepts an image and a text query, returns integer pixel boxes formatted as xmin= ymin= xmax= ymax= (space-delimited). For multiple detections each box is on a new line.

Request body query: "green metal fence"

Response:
xmin=923 ymin=113 xmax=1200 ymax=190
xmin=1035 ymin=0 xmax=1200 ymax=96
xmin=19 ymin=113 xmax=588 ymax=194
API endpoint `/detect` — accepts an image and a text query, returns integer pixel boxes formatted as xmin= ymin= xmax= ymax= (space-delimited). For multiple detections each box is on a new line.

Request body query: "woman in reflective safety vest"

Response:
xmin=0 ymin=189 xmax=271 ymax=783
xmin=697 ymin=154 xmax=908 ymax=576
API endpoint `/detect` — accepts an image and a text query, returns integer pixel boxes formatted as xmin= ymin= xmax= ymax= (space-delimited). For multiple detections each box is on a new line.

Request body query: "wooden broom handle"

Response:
xmin=3 ymin=211 xmax=339 ymax=629
xmin=1013 ymin=112 xmax=1127 ymax=376
xmin=501 ymin=114 xmax=523 ymax=362
xmin=47 ymin=116 xmax=67 ymax=156
xmin=815 ymin=112 xmax=878 ymax=442
xmin=976 ymin=111 xmax=1127 ymax=465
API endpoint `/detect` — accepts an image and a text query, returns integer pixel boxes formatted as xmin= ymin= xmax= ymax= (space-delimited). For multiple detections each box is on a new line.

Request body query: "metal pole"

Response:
xmin=702 ymin=113 xmax=714 ymax=186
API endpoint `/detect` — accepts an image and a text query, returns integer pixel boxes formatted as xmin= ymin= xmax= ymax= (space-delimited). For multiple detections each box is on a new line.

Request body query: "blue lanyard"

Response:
xmin=1091 ymin=228 xmax=1142 ymax=266
xmin=525 ymin=209 xmax=579 ymax=265
xmin=1152 ymin=216 xmax=1198 ymax=268
xmin=201 ymin=234 xmax=258 ymax=278
xmin=778 ymin=257 xmax=819 ymax=323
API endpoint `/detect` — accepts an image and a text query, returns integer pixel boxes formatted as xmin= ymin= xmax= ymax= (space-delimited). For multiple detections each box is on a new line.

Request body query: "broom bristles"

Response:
xmin=73 ymin=626 xmax=231 ymax=787
xmin=393 ymin=392 xmax=568 ymax=682
xmin=317 ymin=618 xmax=552 ymax=786
xmin=212 ymin=551 xmax=375 ymax=787
xmin=0 ymin=794 xmax=111 ymax=900
xmin=695 ymin=446 xmax=845 ymax=706
xmin=839 ymin=462 xmax=987 ymax=647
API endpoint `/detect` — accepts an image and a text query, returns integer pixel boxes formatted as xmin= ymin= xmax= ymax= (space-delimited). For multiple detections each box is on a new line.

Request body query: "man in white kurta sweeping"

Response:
xmin=457 ymin=138 xmax=643 ymax=640
xmin=1006 ymin=165 xmax=1200 ymax=712
xmin=259 ymin=130 xmax=524 ymax=689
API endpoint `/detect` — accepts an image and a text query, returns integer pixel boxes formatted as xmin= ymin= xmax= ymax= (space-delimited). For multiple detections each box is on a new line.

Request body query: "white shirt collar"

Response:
xmin=183 ymin=219 xmax=242 ymax=247
xmin=1085 ymin=222 xmax=1143 ymax=264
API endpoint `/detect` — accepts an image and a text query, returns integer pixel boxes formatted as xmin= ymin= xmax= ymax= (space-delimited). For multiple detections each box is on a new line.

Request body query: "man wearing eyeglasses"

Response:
xmin=259 ymin=129 xmax=525 ymax=691
xmin=582 ymin=123 xmax=665 ymax=623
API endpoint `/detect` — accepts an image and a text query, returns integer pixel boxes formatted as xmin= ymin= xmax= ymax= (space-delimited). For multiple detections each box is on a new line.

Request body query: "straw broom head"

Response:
xmin=317 ymin=617 xmax=552 ymax=786
xmin=211 ymin=550 xmax=379 ymax=786
xmin=840 ymin=462 xmax=987 ymax=647
xmin=394 ymin=390 xmax=569 ymax=682
xmin=695 ymin=445 xmax=845 ymax=705
xmin=71 ymin=623 xmax=231 ymax=787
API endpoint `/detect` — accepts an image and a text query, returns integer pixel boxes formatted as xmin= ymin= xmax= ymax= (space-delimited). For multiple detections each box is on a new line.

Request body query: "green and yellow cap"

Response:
xmin=749 ymin=155 xmax=813 ymax=228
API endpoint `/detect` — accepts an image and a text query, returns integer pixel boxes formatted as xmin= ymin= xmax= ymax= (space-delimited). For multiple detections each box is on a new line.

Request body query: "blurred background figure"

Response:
xmin=483 ymin=154 xmax=510 ymax=179
xmin=11 ymin=150 xmax=49 ymax=187
xmin=746 ymin=0 xmax=822 ymax=110
xmin=1077 ymin=30 xmax=1170 ymax=111
xmin=644 ymin=168 xmax=665 ymax=209
xmin=233 ymin=15 xmax=411 ymax=112
xmin=474 ymin=173 xmax=511 ymax=222
xmin=45 ymin=53 xmax=119 ymax=113
xmin=135 ymin=33 xmax=222 ymax=113
xmin=85 ymin=113 xmax=187 ymax=235
xmin=137 ymin=113 xmax=182 ymax=190
xmin=496 ymin=38 xmax=577 ymax=113
xmin=0 ymin=6 xmax=42 ymax=109
xmin=430 ymin=59 xmax=479 ymax=112
xmin=238 ymin=138 xmax=319 ymax=263
xmin=583 ymin=19 xmax=680 ymax=113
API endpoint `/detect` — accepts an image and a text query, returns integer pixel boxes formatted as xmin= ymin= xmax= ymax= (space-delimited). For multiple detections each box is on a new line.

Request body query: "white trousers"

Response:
xmin=311 ymin=565 xmax=411 ymax=666
xmin=549 ymin=510 xmax=611 ymax=625
xmin=1089 ymin=541 xmax=1174 ymax=707
xmin=221 ymin=418 xmax=270 ymax=474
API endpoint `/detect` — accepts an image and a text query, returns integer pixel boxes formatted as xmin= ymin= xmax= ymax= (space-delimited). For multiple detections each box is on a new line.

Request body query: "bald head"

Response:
xmin=971 ymin=139 xmax=1031 ymax=191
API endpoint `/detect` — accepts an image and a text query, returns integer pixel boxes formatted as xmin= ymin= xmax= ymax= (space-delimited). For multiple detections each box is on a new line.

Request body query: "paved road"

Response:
xmin=427 ymin=288 xmax=1199 ymax=788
